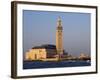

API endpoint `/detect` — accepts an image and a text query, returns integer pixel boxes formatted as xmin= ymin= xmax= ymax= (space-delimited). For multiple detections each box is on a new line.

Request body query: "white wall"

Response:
xmin=0 ymin=0 xmax=100 ymax=80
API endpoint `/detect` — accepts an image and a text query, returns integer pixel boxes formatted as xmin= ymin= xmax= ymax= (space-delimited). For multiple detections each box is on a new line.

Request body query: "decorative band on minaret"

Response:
xmin=56 ymin=17 xmax=63 ymax=55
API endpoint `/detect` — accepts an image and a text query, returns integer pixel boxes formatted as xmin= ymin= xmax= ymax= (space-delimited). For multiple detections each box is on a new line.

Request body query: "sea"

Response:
xmin=23 ymin=60 xmax=91 ymax=69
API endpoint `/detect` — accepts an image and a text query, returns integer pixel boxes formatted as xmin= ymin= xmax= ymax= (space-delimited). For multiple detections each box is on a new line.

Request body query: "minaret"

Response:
xmin=56 ymin=17 xmax=63 ymax=56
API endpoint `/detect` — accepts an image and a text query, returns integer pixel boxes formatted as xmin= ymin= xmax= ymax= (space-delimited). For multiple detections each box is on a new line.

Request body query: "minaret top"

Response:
xmin=58 ymin=16 xmax=61 ymax=21
xmin=57 ymin=16 xmax=62 ymax=27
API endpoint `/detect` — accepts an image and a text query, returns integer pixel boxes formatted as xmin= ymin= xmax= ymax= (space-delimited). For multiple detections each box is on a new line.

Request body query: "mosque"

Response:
xmin=25 ymin=17 xmax=67 ymax=61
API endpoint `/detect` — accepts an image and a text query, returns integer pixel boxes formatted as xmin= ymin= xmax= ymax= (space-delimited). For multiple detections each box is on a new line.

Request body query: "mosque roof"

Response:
xmin=32 ymin=44 xmax=56 ymax=49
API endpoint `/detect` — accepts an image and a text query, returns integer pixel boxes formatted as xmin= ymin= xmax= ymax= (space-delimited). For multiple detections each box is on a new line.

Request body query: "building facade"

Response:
xmin=25 ymin=45 xmax=57 ymax=60
xmin=25 ymin=48 xmax=46 ymax=60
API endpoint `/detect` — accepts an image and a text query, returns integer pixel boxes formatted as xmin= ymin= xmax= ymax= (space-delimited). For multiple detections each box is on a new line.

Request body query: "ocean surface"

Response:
xmin=23 ymin=60 xmax=91 ymax=69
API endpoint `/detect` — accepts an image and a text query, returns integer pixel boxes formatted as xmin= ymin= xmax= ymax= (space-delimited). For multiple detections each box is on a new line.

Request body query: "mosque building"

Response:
xmin=25 ymin=17 xmax=65 ymax=61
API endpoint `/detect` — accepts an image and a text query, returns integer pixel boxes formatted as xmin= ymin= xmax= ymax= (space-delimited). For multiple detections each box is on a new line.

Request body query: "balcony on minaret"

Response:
xmin=57 ymin=27 xmax=63 ymax=30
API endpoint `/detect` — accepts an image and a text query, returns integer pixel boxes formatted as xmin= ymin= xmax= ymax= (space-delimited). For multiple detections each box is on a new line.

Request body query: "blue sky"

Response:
xmin=23 ymin=10 xmax=90 ymax=57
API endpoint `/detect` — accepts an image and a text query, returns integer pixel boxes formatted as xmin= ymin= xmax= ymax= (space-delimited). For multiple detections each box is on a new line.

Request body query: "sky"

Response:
xmin=23 ymin=10 xmax=90 ymax=57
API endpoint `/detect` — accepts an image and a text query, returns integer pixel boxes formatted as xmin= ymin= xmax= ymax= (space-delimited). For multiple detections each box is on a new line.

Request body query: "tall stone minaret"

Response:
xmin=56 ymin=17 xmax=63 ymax=55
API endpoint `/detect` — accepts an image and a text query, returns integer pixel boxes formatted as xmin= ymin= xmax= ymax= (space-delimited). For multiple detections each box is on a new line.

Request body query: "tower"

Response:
xmin=56 ymin=17 xmax=63 ymax=56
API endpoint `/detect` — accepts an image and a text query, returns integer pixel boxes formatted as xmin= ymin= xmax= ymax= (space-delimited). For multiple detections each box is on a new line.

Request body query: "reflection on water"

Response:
xmin=23 ymin=60 xmax=91 ymax=69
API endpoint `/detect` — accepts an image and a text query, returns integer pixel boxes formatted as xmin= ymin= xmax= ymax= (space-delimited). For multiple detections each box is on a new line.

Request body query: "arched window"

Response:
xmin=34 ymin=54 xmax=37 ymax=60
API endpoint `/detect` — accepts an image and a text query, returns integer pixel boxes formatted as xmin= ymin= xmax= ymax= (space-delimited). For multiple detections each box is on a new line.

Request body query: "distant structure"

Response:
xmin=25 ymin=17 xmax=65 ymax=61
xmin=79 ymin=53 xmax=90 ymax=60
xmin=56 ymin=17 xmax=63 ymax=55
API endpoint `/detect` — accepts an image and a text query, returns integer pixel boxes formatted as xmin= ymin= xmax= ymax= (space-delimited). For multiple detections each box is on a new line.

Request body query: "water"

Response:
xmin=23 ymin=60 xmax=91 ymax=69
